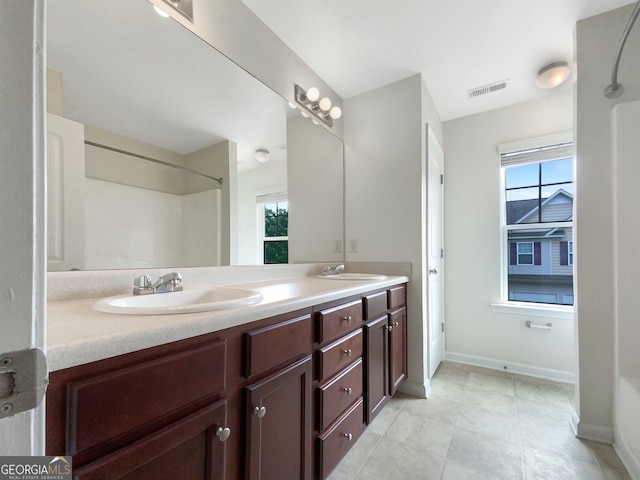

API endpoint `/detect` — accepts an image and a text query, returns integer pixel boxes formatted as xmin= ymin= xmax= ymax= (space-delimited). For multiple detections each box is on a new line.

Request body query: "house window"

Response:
xmin=501 ymin=137 xmax=574 ymax=306
xmin=516 ymin=242 xmax=534 ymax=265
xmin=257 ymin=193 xmax=288 ymax=264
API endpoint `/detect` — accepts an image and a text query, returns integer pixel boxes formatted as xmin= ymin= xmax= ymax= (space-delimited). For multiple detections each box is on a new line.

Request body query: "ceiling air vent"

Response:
xmin=468 ymin=79 xmax=509 ymax=99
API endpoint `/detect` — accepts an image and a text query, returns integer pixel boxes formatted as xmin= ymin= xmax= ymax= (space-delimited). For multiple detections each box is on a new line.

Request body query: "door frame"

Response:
xmin=0 ymin=0 xmax=47 ymax=455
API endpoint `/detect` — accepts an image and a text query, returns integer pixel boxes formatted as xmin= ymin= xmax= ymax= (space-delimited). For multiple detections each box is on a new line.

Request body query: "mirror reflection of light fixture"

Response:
xmin=536 ymin=61 xmax=571 ymax=89
xmin=150 ymin=0 xmax=193 ymax=21
xmin=254 ymin=149 xmax=270 ymax=163
xmin=153 ymin=5 xmax=170 ymax=17
xmin=294 ymin=84 xmax=342 ymax=128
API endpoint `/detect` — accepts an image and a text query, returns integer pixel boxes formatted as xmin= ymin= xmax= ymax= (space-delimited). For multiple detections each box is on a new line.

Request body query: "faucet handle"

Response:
xmin=134 ymin=275 xmax=152 ymax=288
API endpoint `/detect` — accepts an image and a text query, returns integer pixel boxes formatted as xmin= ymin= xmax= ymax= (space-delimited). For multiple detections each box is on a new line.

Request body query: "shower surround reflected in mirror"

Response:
xmin=46 ymin=0 xmax=344 ymax=271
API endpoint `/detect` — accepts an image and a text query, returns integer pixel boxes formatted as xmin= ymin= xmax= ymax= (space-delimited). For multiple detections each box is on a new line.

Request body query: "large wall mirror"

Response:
xmin=46 ymin=0 xmax=344 ymax=271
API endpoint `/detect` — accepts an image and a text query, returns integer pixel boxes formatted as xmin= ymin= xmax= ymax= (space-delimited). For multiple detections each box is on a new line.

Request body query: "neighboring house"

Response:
xmin=507 ymin=189 xmax=573 ymax=305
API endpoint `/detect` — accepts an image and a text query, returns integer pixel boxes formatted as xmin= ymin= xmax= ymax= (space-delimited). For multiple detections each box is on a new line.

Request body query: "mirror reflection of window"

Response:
xmin=257 ymin=195 xmax=288 ymax=264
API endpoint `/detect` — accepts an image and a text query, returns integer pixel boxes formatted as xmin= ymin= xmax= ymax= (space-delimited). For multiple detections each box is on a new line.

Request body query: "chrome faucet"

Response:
xmin=322 ymin=264 xmax=345 ymax=276
xmin=133 ymin=272 xmax=183 ymax=295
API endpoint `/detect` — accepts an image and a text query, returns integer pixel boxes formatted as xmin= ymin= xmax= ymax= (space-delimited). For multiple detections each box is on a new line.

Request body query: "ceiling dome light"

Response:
xmin=329 ymin=106 xmax=342 ymax=120
xmin=306 ymin=87 xmax=320 ymax=102
xmin=254 ymin=149 xmax=270 ymax=163
xmin=319 ymin=97 xmax=332 ymax=111
xmin=536 ymin=61 xmax=571 ymax=89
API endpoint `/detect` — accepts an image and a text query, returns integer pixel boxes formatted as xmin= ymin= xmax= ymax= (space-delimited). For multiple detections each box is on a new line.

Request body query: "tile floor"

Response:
xmin=327 ymin=361 xmax=632 ymax=480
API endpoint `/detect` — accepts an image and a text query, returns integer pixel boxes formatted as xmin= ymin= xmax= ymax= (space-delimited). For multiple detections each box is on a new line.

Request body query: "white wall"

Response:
xmin=236 ymin=162 xmax=288 ymax=264
xmin=84 ymin=180 xmax=221 ymax=269
xmin=575 ymin=3 xmax=640 ymax=445
xmin=288 ymin=116 xmax=344 ymax=264
xmin=443 ymin=92 xmax=575 ymax=380
xmin=612 ymin=100 xmax=640 ymax=477
xmin=149 ymin=0 xmax=343 ymax=139
xmin=344 ymin=74 xmax=442 ymax=396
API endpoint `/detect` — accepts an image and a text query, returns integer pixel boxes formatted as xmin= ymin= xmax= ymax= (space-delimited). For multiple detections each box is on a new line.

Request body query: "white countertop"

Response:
xmin=47 ymin=275 xmax=408 ymax=372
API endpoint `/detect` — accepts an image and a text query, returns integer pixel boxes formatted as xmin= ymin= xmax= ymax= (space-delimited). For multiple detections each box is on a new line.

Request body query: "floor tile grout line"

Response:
xmin=351 ymin=403 xmax=405 ymax=479
xmin=439 ymin=368 xmax=468 ymax=479
xmin=511 ymin=373 xmax=529 ymax=480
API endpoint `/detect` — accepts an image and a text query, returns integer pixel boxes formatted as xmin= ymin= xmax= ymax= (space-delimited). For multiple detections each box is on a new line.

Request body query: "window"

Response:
xmin=516 ymin=242 xmax=534 ymax=265
xmin=257 ymin=193 xmax=288 ymax=264
xmin=501 ymin=136 xmax=574 ymax=306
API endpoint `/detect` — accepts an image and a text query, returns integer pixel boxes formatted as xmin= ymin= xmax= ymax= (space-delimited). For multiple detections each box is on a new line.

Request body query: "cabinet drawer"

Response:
xmin=244 ymin=314 xmax=312 ymax=378
xmin=388 ymin=285 xmax=406 ymax=309
xmin=318 ymin=398 xmax=365 ymax=479
xmin=316 ymin=300 xmax=362 ymax=344
xmin=317 ymin=359 xmax=363 ymax=432
xmin=317 ymin=329 xmax=362 ymax=381
xmin=67 ymin=339 xmax=226 ymax=456
xmin=364 ymin=291 xmax=387 ymax=320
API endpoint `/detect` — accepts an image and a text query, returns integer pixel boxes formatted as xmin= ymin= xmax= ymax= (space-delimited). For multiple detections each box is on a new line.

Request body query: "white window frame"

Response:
xmin=256 ymin=191 xmax=288 ymax=265
xmin=493 ymin=133 xmax=575 ymax=318
xmin=568 ymin=240 xmax=574 ymax=266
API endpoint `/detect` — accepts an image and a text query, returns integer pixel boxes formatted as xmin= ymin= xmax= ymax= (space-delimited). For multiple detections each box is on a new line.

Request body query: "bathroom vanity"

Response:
xmin=45 ymin=270 xmax=408 ymax=479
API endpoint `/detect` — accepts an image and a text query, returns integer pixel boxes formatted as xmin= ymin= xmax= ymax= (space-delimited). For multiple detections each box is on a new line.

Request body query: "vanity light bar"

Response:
xmin=294 ymin=84 xmax=342 ymax=128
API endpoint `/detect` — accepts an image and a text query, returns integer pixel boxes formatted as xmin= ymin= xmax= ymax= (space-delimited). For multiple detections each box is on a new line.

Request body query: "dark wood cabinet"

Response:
xmin=244 ymin=354 xmax=313 ymax=480
xmin=363 ymin=286 xmax=407 ymax=424
xmin=389 ymin=308 xmax=407 ymax=395
xmin=364 ymin=315 xmax=389 ymax=424
xmin=46 ymin=283 xmax=407 ymax=480
xmin=73 ymin=398 xmax=228 ymax=480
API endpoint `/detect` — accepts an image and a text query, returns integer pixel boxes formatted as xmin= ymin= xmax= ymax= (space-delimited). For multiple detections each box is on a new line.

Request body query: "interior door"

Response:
xmin=427 ymin=126 xmax=445 ymax=378
xmin=0 ymin=0 xmax=47 ymax=455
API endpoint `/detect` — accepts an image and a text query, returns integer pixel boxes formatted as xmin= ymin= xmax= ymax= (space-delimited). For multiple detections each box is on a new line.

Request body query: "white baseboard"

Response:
xmin=399 ymin=379 xmax=429 ymax=399
xmin=570 ymin=410 xmax=614 ymax=443
xmin=614 ymin=437 xmax=640 ymax=480
xmin=445 ymin=350 xmax=575 ymax=384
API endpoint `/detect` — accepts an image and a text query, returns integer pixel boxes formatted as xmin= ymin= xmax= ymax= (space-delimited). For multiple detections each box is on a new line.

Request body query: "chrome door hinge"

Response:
xmin=0 ymin=348 xmax=48 ymax=419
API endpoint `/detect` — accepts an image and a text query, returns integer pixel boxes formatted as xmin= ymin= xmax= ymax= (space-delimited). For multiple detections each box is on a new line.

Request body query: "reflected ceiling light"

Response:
xmin=288 ymin=101 xmax=297 ymax=109
xmin=254 ymin=149 xmax=270 ymax=163
xmin=153 ymin=5 xmax=170 ymax=17
xmin=536 ymin=61 xmax=571 ymax=89
xmin=294 ymin=84 xmax=342 ymax=128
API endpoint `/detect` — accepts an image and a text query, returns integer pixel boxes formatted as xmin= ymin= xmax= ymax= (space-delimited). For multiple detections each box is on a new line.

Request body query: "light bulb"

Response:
xmin=306 ymin=87 xmax=320 ymax=102
xmin=312 ymin=119 xmax=320 ymax=126
xmin=329 ymin=106 xmax=342 ymax=120
xmin=300 ymin=110 xmax=309 ymax=118
xmin=319 ymin=97 xmax=332 ymax=111
xmin=288 ymin=102 xmax=297 ymax=109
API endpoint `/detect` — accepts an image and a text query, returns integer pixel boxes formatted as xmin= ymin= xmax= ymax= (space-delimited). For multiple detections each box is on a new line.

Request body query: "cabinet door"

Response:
xmin=72 ymin=398 xmax=229 ymax=480
xmin=245 ymin=355 xmax=313 ymax=480
xmin=364 ymin=315 xmax=389 ymax=424
xmin=389 ymin=308 xmax=407 ymax=395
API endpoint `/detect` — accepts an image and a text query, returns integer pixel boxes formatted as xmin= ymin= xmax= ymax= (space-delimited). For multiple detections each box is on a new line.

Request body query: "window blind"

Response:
xmin=498 ymin=132 xmax=573 ymax=167
xmin=256 ymin=192 xmax=288 ymax=204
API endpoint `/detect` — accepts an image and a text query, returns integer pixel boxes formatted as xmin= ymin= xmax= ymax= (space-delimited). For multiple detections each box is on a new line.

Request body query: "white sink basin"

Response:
xmin=93 ymin=287 xmax=263 ymax=315
xmin=317 ymin=273 xmax=388 ymax=281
